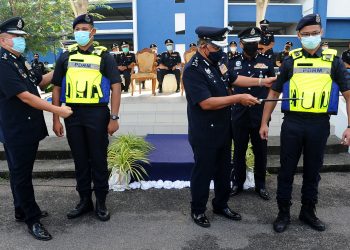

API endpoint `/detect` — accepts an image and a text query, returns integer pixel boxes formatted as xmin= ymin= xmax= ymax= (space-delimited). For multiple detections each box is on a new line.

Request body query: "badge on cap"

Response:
xmin=17 ymin=19 xmax=23 ymax=29
xmin=250 ymin=28 xmax=255 ymax=35
xmin=85 ymin=14 xmax=91 ymax=22
xmin=316 ymin=14 xmax=321 ymax=23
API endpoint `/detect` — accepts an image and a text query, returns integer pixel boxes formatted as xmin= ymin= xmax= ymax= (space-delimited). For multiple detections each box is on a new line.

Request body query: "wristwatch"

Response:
xmin=110 ymin=114 xmax=119 ymax=120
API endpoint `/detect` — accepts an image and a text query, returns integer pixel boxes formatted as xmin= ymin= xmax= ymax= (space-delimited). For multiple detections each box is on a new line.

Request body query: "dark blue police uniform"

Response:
xmin=158 ymin=39 xmax=182 ymax=93
xmin=116 ymin=41 xmax=136 ymax=92
xmin=0 ymin=38 xmax=47 ymax=226
xmin=183 ymin=28 xmax=239 ymax=219
xmin=229 ymin=27 xmax=275 ymax=197
xmin=52 ymin=25 xmax=121 ymax=214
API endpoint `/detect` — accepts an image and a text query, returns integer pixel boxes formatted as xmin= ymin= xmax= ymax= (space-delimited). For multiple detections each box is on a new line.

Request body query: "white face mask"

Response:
xmin=166 ymin=45 xmax=173 ymax=51
xmin=230 ymin=46 xmax=237 ymax=53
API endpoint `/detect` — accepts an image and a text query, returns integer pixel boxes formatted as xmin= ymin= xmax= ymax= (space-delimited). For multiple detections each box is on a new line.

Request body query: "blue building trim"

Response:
xmin=94 ymin=21 xmax=133 ymax=30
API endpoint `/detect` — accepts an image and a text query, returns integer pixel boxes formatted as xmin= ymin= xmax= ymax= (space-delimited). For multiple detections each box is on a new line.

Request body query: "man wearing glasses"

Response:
xmin=260 ymin=14 xmax=350 ymax=233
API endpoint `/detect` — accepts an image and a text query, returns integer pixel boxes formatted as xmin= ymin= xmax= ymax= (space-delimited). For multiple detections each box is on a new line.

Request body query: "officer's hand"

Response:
xmin=108 ymin=120 xmax=119 ymax=136
xmin=58 ymin=106 xmax=73 ymax=118
xmin=259 ymin=124 xmax=269 ymax=140
xmin=341 ymin=128 xmax=350 ymax=146
xmin=53 ymin=121 xmax=64 ymax=137
xmin=238 ymin=94 xmax=260 ymax=106
xmin=262 ymin=76 xmax=277 ymax=88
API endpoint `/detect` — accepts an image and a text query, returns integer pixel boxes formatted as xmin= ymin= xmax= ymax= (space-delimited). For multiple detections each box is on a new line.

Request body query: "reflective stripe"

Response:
xmin=68 ymin=62 xmax=100 ymax=70
xmin=293 ymin=67 xmax=331 ymax=74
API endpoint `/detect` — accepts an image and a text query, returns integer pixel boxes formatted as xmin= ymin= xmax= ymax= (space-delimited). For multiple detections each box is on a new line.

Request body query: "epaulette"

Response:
xmin=93 ymin=46 xmax=107 ymax=56
xmin=289 ymin=48 xmax=303 ymax=60
xmin=191 ymin=56 xmax=199 ymax=67
xmin=68 ymin=44 xmax=79 ymax=53
xmin=322 ymin=48 xmax=337 ymax=62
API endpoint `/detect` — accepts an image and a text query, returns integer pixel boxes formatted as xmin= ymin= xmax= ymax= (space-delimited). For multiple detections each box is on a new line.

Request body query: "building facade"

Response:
xmin=38 ymin=0 xmax=350 ymax=63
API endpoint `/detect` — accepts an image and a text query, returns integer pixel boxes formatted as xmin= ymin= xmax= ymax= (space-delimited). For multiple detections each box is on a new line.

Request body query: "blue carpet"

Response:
xmin=142 ymin=134 xmax=194 ymax=181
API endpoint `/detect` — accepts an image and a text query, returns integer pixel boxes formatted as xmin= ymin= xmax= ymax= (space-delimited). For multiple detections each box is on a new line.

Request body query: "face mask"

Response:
xmin=243 ymin=42 xmax=258 ymax=57
xmin=230 ymin=46 xmax=237 ymax=53
xmin=207 ymin=49 xmax=224 ymax=64
xmin=74 ymin=31 xmax=91 ymax=46
xmin=166 ymin=45 xmax=173 ymax=51
xmin=12 ymin=37 xmax=26 ymax=53
xmin=122 ymin=47 xmax=129 ymax=53
xmin=301 ymin=35 xmax=321 ymax=50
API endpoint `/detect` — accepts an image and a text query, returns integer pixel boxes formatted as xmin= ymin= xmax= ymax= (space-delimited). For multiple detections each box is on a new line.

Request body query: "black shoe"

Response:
xmin=191 ymin=213 xmax=210 ymax=228
xmin=175 ymin=88 xmax=180 ymax=93
xmin=15 ymin=210 xmax=49 ymax=222
xmin=230 ymin=185 xmax=242 ymax=196
xmin=95 ymin=200 xmax=110 ymax=221
xmin=255 ymin=188 xmax=271 ymax=200
xmin=67 ymin=198 xmax=94 ymax=219
xmin=299 ymin=203 xmax=326 ymax=231
xmin=158 ymin=89 xmax=163 ymax=93
xmin=28 ymin=222 xmax=52 ymax=241
xmin=213 ymin=207 xmax=242 ymax=221
xmin=273 ymin=202 xmax=291 ymax=233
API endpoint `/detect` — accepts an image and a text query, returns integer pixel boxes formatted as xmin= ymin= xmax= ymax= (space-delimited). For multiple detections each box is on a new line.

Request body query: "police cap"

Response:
xmin=73 ymin=14 xmax=94 ymax=29
xmin=260 ymin=19 xmax=270 ymax=25
xmin=259 ymin=33 xmax=274 ymax=45
xmin=189 ymin=43 xmax=197 ymax=48
xmin=121 ymin=41 xmax=129 ymax=47
xmin=111 ymin=43 xmax=119 ymax=49
xmin=238 ymin=27 xmax=261 ymax=43
xmin=164 ymin=39 xmax=174 ymax=45
xmin=195 ymin=26 xmax=230 ymax=47
xmin=0 ymin=17 xmax=27 ymax=35
xmin=342 ymin=50 xmax=350 ymax=64
xmin=285 ymin=41 xmax=293 ymax=46
xmin=321 ymin=41 xmax=328 ymax=46
xmin=150 ymin=43 xmax=157 ymax=48
xmin=229 ymin=41 xmax=237 ymax=46
xmin=296 ymin=14 xmax=322 ymax=31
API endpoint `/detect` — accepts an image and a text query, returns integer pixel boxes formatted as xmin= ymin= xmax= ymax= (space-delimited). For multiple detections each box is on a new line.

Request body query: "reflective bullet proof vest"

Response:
xmin=60 ymin=44 xmax=110 ymax=104
xmin=281 ymin=48 xmax=339 ymax=114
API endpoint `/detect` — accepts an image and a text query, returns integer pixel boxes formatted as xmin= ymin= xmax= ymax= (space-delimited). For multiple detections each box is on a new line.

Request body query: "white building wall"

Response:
xmin=327 ymin=0 xmax=350 ymax=17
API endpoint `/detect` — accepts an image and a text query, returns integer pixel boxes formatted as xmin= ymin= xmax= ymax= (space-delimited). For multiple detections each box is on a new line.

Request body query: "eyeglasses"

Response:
xmin=299 ymin=31 xmax=321 ymax=37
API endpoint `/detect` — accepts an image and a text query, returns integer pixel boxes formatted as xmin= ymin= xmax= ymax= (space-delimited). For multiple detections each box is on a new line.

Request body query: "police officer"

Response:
xmin=116 ymin=41 xmax=136 ymax=92
xmin=260 ymin=14 xmax=350 ymax=233
xmin=157 ymin=39 xmax=182 ymax=93
xmin=183 ymin=26 xmax=276 ymax=228
xmin=227 ymin=41 xmax=241 ymax=69
xmin=150 ymin=43 xmax=161 ymax=66
xmin=260 ymin=19 xmax=275 ymax=47
xmin=229 ymin=27 xmax=275 ymax=200
xmin=321 ymin=41 xmax=329 ymax=50
xmin=51 ymin=14 xmax=122 ymax=222
xmin=276 ymin=41 xmax=293 ymax=67
xmin=342 ymin=48 xmax=350 ymax=69
xmin=259 ymin=32 xmax=276 ymax=66
xmin=31 ymin=53 xmax=46 ymax=75
xmin=0 ymin=17 xmax=72 ymax=240
xmin=189 ymin=42 xmax=197 ymax=49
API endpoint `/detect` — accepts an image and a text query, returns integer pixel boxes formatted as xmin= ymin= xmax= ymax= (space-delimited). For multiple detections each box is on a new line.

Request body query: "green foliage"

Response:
xmin=108 ymin=134 xmax=154 ymax=184
xmin=232 ymin=141 xmax=255 ymax=171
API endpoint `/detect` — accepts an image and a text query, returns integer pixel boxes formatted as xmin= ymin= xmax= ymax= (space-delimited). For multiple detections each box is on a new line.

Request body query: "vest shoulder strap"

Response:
xmin=93 ymin=46 xmax=107 ymax=57
xmin=68 ymin=44 xmax=79 ymax=54
xmin=322 ymin=48 xmax=337 ymax=62
xmin=289 ymin=48 xmax=303 ymax=60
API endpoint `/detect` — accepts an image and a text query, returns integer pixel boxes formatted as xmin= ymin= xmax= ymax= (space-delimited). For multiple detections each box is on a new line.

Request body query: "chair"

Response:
xmin=181 ymin=47 xmax=197 ymax=96
xmin=130 ymin=48 xmax=157 ymax=96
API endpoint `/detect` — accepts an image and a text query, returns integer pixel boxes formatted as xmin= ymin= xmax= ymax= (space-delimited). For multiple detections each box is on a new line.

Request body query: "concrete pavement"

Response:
xmin=0 ymin=173 xmax=349 ymax=250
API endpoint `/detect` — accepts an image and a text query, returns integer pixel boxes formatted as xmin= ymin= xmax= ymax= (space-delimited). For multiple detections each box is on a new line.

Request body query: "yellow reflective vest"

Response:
xmin=60 ymin=44 xmax=110 ymax=104
xmin=281 ymin=48 xmax=340 ymax=114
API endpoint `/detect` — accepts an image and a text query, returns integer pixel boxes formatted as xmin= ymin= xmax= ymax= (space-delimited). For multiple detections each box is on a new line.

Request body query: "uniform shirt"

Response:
xmin=272 ymin=48 xmax=350 ymax=117
xmin=264 ymin=48 xmax=277 ymax=67
xmin=52 ymin=45 xmax=121 ymax=88
xmin=116 ymin=52 xmax=136 ymax=68
xmin=276 ymin=50 xmax=290 ymax=65
xmin=261 ymin=30 xmax=275 ymax=43
xmin=229 ymin=52 xmax=275 ymax=127
xmin=31 ymin=59 xmax=46 ymax=75
xmin=159 ymin=51 xmax=181 ymax=69
xmin=0 ymin=48 xmax=48 ymax=145
xmin=227 ymin=51 xmax=241 ymax=70
xmin=183 ymin=52 xmax=237 ymax=148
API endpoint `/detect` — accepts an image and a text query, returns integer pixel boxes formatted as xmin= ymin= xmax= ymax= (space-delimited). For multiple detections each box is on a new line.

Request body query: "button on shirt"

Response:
xmin=116 ymin=52 xmax=136 ymax=67
xmin=0 ymin=48 xmax=48 ymax=145
xmin=183 ymin=52 xmax=237 ymax=148
xmin=160 ymin=51 xmax=181 ymax=69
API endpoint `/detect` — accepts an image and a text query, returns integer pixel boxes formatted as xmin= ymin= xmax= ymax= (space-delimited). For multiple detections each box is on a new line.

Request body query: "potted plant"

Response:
xmin=108 ymin=134 xmax=154 ymax=191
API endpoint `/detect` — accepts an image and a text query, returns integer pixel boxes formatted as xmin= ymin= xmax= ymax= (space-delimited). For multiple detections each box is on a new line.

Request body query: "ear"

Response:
xmin=239 ymin=41 xmax=243 ymax=49
xmin=91 ymin=28 xmax=96 ymax=36
xmin=320 ymin=28 xmax=324 ymax=37
xmin=297 ymin=31 xmax=302 ymax=40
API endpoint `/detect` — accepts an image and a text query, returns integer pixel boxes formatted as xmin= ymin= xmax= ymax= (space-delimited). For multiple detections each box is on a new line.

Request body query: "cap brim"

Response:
xmin=241 ymin=37 xmax=261 ymax=43
xmin=7 ymin=30 xmax=28 ymax=35
xmin=210 ymin=40 xmax=228 ymax=48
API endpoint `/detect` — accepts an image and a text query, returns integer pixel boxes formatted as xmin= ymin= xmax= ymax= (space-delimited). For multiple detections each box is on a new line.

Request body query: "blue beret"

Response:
xmin=73 ymin=14 xmax=94 ymax=29
xmin=238 ymin=27 xmax=261 ymax=43
xmin=150 ymin=43 xmax=157 ymax=48
xmin=165 ymin=39 xmax=174 ymax=44
xmin=195 ymin=26 xmax=230 ymax=47
xmin=296 ymin=14 xmax=322 ymax=31
xmin=0 ymin=17 xmax=27 ymax=35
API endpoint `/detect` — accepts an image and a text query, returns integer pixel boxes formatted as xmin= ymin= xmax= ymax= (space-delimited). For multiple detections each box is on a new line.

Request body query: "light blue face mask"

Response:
xmin=74 ymin=31 xmax=91 ymax=46
xmin=166 ymin=45 xmax=173 ymax=51
xmin=12 ymin=37 xmax=26 ymax=53
xmin=301 ymin=35 xmax=321 ymax=50
xmin=122 ymin=47 xmax=129 ymax=53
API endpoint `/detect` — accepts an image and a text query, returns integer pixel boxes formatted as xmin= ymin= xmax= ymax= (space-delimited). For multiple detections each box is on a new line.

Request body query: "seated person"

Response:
xmin=157 ymin=39 xmax=181 ymax=93
xmin=189 ymin=42 xmax=197 ymax=49
xmin=116 ymin=41 xmax=136 ymax=92
xmin=276 ymin=41 xmax=293 ymax=67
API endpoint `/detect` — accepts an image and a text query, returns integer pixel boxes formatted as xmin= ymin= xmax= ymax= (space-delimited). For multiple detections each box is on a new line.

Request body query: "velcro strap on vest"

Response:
xmin=290 ymin=48 xmax=303 ymax=60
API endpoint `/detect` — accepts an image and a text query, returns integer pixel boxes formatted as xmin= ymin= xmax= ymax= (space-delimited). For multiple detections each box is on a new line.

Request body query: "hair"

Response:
xmin=197 ymin=38 xmax=208 ymax=47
